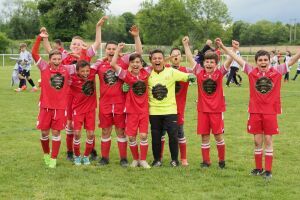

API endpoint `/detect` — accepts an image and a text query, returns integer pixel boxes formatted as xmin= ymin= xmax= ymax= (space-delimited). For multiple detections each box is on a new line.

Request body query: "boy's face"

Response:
xmin=77 ymin=65 xmax=90 ymax=80
xmin=20 ymin=47 xmax=26 ymax=52
xmin=53 ymin=43 xmax=60 ymax=49
xmin=203 ymin=59 xmax=217 ymax=74
xmin=105 ymin=44 xmax=117 ymax=58
xmin=129 ymin=58 xmax=142 ymax=75
xmin=170 ymin=49 xmax=181 ymax=66
xmin=50 ymin=54 xmax=62 ymax=67
xmin=151 ymin=53 xmax=164 ymax=72
xmin=70 ymin=39 xmax=83 ymax=54
xmin=256 ymin=55 xmax=270 ymax=72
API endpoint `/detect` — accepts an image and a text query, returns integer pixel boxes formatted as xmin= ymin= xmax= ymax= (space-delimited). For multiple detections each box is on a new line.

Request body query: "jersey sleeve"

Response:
xmin=64 ymin=64 xmax=76 ymax=75
xmin=193 ymin=63 xmax=203 ymax=75
xmin=219 ymin=65 xmax=229 ymax=76
xmin=172 ymin=68 xmax=189 ymax=82
xmin=36 ymin=58 xmax=48 ymax=71
xmin=273 ymin=63 xmax=289 ymax=75
xmin=87 ymin=45 xmax=96 ymax=58
xmin=116 ymin=68 xmax=128 ymax=80
xmin=91 ymin=59 xmax=102 ymax=71
xmin=31 ymin=35 xmax=42 ymax=63
xmin=121 ymin=53 xmax=131 ymax=65
xmin=242 ymin=62 xmax=253 ymax=75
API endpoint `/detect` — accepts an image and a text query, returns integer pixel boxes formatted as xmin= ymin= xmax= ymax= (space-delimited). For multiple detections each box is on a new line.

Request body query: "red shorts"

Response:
xmin=197 ymin=112 xmax=224 ymax=135
xmin=73 ymin=110 xmax=96 ymax=131
xmin=247 ymin=113 xmax=279 ymax=135
xmin=37 ymin=108 xmax=67 ymax=131
xmin=67 ymin=94 xmax=73 ymax=120
xmin=99 ymin=103 xmax=125 ymax=128
xmin=177 ymin=112 xmax=185 ymax=125
xmin=125 ymin=113 xmax=149 ymax=136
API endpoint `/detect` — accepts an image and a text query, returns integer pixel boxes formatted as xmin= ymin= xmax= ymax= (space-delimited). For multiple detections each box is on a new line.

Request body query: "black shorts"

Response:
xmin=20 ymin=69 xmax=30 ymax=78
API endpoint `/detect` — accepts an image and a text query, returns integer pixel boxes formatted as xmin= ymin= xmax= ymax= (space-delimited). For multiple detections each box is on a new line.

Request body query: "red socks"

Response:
xmin=140 ymin=140 xmax=148 ymax=161
xmin=101 ymin=137 xmax=111 ymax=159
xmin=117 ymin=137 xmax=127 ymax=159
xmin=129 ymin=141 xmax=139 ymax=160
xmin=201 ymin=143 xmax=210 ymax=164
xmin=216 ymin=140 xmax=225 ymax=161
xmin=66 ymin=127 xmax=74 ymax=152
xmin=178 ymin=137 xmax=187 ymax=160
xmin=51 ymin=135 xmax=61 ymax=159
xmin=84 ymin=139 xmax=94 ymax=157
xmin=254 ymin=148 xmax=263 ymax=170
xmin=265 ymin=149 xmax=273 ymax=171
xmin=40 ymin=135 xmax=50 ymax=154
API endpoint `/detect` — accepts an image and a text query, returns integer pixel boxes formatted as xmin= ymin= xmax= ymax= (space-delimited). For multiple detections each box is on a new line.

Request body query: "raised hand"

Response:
xmin=39 ymin=32 xmax=49 ymax=38
xmin=215 ymin=38 xmax=224 ymax=48
xmin=129 ymin=25 xmax=140 ymax=37
xmin=97 ymin=16 xmax=108 ymax=27
xmin=117 ymin=42 xmax=125 ymax=51
xmin=182 ymin=36 xmax=190 ymax=45
xmin=40 ymin=27 xmax=47 ymax=33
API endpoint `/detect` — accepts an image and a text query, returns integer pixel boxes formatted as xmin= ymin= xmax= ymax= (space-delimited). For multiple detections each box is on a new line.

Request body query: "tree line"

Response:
xmin=0 ymin=0 xmax=299 ymax=53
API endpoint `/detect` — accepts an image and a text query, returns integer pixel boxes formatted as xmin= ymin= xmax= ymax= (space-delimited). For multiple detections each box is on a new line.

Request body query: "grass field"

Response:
xmin=0 ymin=63 xmax=300 ymax=200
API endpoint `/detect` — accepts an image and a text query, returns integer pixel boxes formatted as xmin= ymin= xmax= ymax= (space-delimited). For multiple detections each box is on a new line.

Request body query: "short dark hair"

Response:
xmin=149 ymin=49 xmax=164 ymax=60
xmin=105 ymin=41 xmax=118 ymax=48
xmin=49 ymin=49 xmax=62 ymax=59
xmin=54 ymin=39 xmax=62 ymax=45
xmin=170 ymin=47 xmax=181 ymax=55
xmin=255 ymin=50 xmax=270 ymax=62
xmin=76 ymin=60 xmax=90 ymax=71
xmin=129 ymin=53 xmax=142 ymax=62
xmin=203 ymin=51 xmax=218 ymax=64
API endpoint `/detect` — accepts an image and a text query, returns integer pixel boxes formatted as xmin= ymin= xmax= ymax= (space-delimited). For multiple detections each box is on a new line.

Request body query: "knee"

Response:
xmin=140 ymin=134 xmax=148 ymax=141
xmin=102 ymin=128 xmax=112 ymax=138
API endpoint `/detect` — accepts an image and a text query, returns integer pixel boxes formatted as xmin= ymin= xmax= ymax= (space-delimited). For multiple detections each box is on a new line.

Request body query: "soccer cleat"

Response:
xmin=181 ymin=159 xmax=189 ymax=166
xmin=31 ymin=87 xmax=38 ymax=92
xmin=262 ymin=171 xmax=272 ymax=180
xmin=120 ymin=158 xmax=129 ymax=167
xmin=219 ymin=160 xmax=226 ymax=169
xmin=170 ymin=160 xmax=179 ymax=167
xmin=200 ymin=162 xmax=211 ymax=168
xmin=130 ymin=160 xmax=139 ymax=168
xmin=21 ymin=85 xmax=27 ymax=90
xmin=74 ymin=156 xmax=82 ymax=166
xmin=43 ymin=154 xmax=50 ymax=166
xmin=66 ymin=151 xmax=74 ymax=161
xmin=48 ymin=158 xmax=57 ymax=168
xmin=249 ymin=168 xmax=264 ymax=176
xmin=82 ymin=156 xmax=90 ymax=165
xmin=98 ymin=157 xmax=109 ymax=166
xmin=89 ymin=149 xmax=98 ymax=161
xmin=14 ymin=88 xmax=22 ymax=92
xmin=139 ymin=160 xmax=151 ymax=169
xmin=151 ymin=160 xmax=162 ymax=167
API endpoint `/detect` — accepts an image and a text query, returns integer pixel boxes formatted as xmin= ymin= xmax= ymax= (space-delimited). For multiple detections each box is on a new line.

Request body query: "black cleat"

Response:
xmin=151 ymin=160 xmax=162 ymax=167
xmin=66 ymin=151 xmax=74 ymax=161
xmin=120 ymin=158 xmax=129 ymax=167
xmin=98 ymin=157 xmax=109 ymax=166
xmin=249 ymin=168 xmax=264 ymax=176
xmin=219 ymin=160 xmax=226 ymax=169
xmin=89 ymin=149 xmax=98 ymax=161
xmin=200 ymin=162 xmax=211 ymax=168
xmin=262 ymin=171 xmax=272 ymax=180
xmin=170 ymin=160 xmax=179 ymax=167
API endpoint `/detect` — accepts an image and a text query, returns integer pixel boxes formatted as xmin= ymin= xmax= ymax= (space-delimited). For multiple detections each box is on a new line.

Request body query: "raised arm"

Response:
xmin=223 ymin=55 xmax=233 ymax=71
xmin=288 ymin=49 xmax=300 ymax=67
xmin=40 ymin=27 xmax=52 ymax=53
xmin=92 ymin=16 xmax=108 ymax=51
xmin=215 ymin=38 xmax=245 ymax=67
xmin=129 ymin=25 xmax=142 ymax=55
xmin=32 ymin=35 xmax=42 ymax=62
xmin=182 ymin=36 xmax=197 ymax=68
xmin=110 ymin=43 xmax=125 ymax=72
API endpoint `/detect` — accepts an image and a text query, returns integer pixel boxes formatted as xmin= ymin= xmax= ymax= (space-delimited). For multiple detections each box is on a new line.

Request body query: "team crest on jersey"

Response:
xmin=104 ymin=70 xmax=118 ymax=85
xmin=255 ymin=77 xmax=273 ymax=94
xmin=132 ymin=81 xmax=146 ymax=96
xmin=82 ymin=80 xmax=95 ymax=96
xmin=202 ymin=78 xmax=217 ymax=95
xmin=50 ymin=73 xmax=64 ymax=90
xmin=152 ymin=84 xmax=168 ymax=100
xmin=175 ymin=81 xmax=181 ymax=94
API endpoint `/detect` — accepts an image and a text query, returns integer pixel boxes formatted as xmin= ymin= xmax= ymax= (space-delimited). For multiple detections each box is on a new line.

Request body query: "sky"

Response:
xmin=107 ymin=0 xmax=300 ymax=24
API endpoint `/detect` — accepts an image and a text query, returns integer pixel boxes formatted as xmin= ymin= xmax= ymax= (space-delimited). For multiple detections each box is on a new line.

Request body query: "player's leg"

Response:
xmin=226 ymin=67 xmax=235 ymax=86
xmin=178 ymin=124 xmax=188 ymax=166
xmin=82 ymin=130 xmax=95 ymax=165
xmin=201 ymin=134 xmax=211 ymax=167
xmin=139 ymin=133 xmax=150 ymax=168
xmin=73 ymin=130 xmax=82 ymax=165
xmin=149 ymin=115 xmax=163 ymax=167
xmin=165 ymin=114 xmax=179 ymax=167
xmin=250 ymin=134 xmax=264 ymax=175
xmin=214 ymin=134 xmax=225 ymax=168
xmin=160 ymin=130 xmax=166 ymax=161
xmin=263 ymin=135 xmax=273 ymax=180
xmin=211 ymin=113 xmax=225 ymax=168
xmin=40 ymin=130 xmax=50 ymax=166
xmin=128 ymin=136 xmax=139 ymax=167
xmin=115 ymin=126 xmax=128 ymax=167
xmin=49 ymin=129 xmax=61 ymax=168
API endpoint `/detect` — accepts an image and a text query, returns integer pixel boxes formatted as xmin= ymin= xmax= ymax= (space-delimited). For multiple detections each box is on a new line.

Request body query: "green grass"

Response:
xmin=0 ymin=64 xmax=300 ymax=200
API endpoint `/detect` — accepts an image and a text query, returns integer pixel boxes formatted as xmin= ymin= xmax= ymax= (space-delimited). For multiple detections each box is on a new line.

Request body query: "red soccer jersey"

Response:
xmin=243 ymin=63 xmax=288 ymax=114
xmin=118 ymin=67 xmax=151 ymax=113
xmin=62 ymin=47 xmax=95 ymax=65
xmin=70 ymin=68 xmax=97 ymax=115
xmin=195 ymin=64 xmax=227 ymax=113
xmin=93 ymin=55 xmax=130 ymax=107
xmin=37 ymin=59 xmax=75 ymax=109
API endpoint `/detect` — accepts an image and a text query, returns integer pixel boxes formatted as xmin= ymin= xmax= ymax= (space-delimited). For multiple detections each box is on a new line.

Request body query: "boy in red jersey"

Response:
xmin=92 ymin=25 xmax=142 ymax=167
xmin=183 ymin=36 xmax=232 ymax=169
xmin=71 ymin=60 xmax=97 ymax=166
xmin=41 ymin=16 xmax=106 ymax=160
xmin=217 ymin=38 xmax=300 ymax=179
xmin=32 ymin=31 xmax=76 ymax=168
xmin=111 ymin=43 xmax=151 ymax=168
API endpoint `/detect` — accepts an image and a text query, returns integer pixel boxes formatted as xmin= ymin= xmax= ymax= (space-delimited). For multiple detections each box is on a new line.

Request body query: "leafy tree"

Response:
xmin=0 ymin=32 xmax=10 ymax=53
xmin=136 ymin=0 xmax=192 ymax=45
xmin=37 ymin=0 xmax=111 ymax=41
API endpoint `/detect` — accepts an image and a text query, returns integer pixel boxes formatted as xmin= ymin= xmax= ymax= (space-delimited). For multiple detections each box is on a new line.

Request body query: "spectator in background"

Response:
xmin=195 ymin=39 xmax=215 ymax=67
xmin=226 ymin=40 xmax=241 ymax=87
xmin=283 ymin=51 xmax=292 ymax=82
